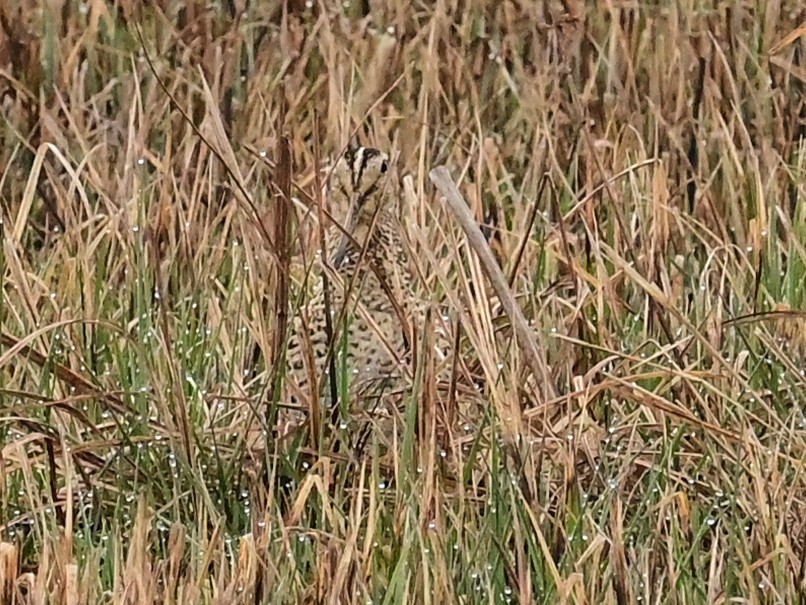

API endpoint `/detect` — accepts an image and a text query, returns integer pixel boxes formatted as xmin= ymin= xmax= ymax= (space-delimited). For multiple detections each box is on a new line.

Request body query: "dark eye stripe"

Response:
xmin=344 ymin=146 xmax=357 ymax=170
xmin=354 ymin=147 xmax=380 ymax=188
xmin=350 ymin=149 xmax=364 ymax=185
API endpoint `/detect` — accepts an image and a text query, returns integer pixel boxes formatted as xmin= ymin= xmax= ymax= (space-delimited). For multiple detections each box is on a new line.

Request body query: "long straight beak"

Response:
xmin=331 ymin=200 xmax=359 ymax=268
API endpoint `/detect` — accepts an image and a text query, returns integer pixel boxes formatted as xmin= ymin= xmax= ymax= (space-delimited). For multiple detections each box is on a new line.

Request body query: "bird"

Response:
xmin=281 ymin=145 xmax=421 ymax=443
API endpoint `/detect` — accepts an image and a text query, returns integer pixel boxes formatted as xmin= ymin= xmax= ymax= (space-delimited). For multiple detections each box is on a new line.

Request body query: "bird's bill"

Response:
xmin=331 ymin=199 xmax=360 ymax=267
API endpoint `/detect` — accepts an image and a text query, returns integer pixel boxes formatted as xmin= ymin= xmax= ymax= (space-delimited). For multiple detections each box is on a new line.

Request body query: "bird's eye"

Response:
xmin=380 ymin=160 xmax=388 ymax=174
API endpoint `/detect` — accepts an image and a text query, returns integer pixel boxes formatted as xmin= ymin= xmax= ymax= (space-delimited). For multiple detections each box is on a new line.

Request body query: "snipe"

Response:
xmin=283 ymin=146 xmax=421 ymax=441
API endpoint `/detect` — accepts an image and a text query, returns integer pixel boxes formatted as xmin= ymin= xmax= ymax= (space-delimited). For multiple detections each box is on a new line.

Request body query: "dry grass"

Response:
xmin=2 ymin=1 xmax=806 ymax=603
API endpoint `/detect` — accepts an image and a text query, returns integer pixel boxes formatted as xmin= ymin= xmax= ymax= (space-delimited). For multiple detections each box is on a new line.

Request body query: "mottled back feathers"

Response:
xmin=285 ymin=146 xmax=417 ymax=408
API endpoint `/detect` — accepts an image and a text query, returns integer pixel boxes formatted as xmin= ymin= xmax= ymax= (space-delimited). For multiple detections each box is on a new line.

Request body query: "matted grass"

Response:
xmin=2 ymin=1 xmax=806 ymax=603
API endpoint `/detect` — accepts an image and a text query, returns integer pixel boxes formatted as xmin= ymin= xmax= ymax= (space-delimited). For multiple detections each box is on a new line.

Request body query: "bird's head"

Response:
xmin=329 ymin=145 xmax=393 ymax=266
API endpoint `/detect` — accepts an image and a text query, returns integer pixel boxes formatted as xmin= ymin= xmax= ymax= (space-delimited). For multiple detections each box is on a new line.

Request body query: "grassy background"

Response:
xmin=2 ymin=0 xmax=806 ymax=603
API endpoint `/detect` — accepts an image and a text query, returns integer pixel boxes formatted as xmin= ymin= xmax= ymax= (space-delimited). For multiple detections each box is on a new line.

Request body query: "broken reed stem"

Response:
xmin=429 ymin=166 xmax=556 ymax=406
